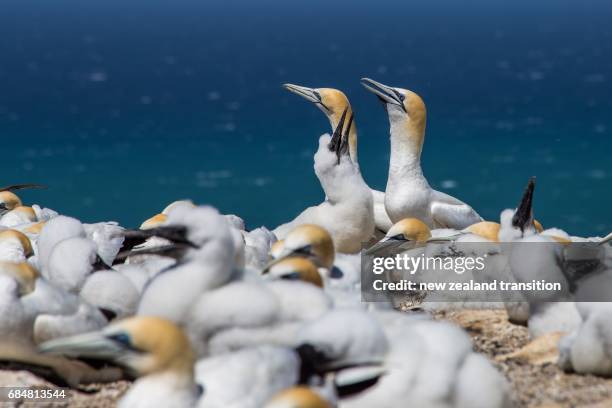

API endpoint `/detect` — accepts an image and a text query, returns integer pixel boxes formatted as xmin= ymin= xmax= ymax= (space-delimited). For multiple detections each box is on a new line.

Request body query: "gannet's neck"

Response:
xmin=388 ymin=118 xmax=426 ymax=181
xmin=120 ymin=370 xmax=198 ymax=408
xmin=328 ymin=108 xmax=358 ymax=164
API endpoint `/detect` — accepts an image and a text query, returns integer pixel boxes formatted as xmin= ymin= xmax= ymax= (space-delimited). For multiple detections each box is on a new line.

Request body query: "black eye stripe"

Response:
xmin=392 ymin=89 xmax=405 ymax=102
xmin=107 ymin=332 xmax=142 ymax=352
xmin=312 ymin=90 xmax=322 ymax=101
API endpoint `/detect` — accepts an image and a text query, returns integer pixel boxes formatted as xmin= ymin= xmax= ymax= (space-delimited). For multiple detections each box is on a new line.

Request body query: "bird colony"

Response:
xmin=0 ymin=78 xmax=610 ymax=408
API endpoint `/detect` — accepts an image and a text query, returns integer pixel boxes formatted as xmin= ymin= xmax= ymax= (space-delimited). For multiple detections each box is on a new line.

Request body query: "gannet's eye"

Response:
xmin=312 ymin=90 xmax=322 ymax=102
xmin=108 ymin=332 xmax=132 ymax=347
xmin=393 ymin=89 xmax=405 ymax=102
xmin=389 ymin=234 xmax=406 ymax=241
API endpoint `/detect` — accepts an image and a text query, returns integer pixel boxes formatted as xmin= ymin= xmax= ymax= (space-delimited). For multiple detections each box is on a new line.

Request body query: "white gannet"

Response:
xmin=361 ymin=78 xmax=483 ymax=229
xmin=0 ymin=184 xmax=46 ymax=217
xmin=273 ymin=109 xmax=375 ymax=253
xmin=0 ymin=229 xmax=34 ymax=263
xmin=284 ymin=83 xmax=393 ymax=233
xmin=137 ymin=205 xmax=236 ymax=322
xmin=79 ymin=270 xmax=140 ymax=321
xmin=39 ymin=316 xmax=203 ymax=407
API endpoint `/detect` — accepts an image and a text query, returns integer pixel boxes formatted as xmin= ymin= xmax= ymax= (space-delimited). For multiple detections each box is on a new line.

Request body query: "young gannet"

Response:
xmin=274 ymin=110 xmax=375 ymax=253
xmin=137 ymin=205 xmax=236 ymax=322
xmin=284 ymin=83 xmax=393 ymax=233
xmin=39 ymin=316 xmax=202 ymax=407
xmin=361 ymin=78 xmax=483 ymax=229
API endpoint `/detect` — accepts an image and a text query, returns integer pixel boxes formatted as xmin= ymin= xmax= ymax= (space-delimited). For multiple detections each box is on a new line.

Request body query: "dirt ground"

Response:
xmin=1 ymin=309 xmax=612 ymax=407
xmin=434 ymin=309 xmax=612 ymax=408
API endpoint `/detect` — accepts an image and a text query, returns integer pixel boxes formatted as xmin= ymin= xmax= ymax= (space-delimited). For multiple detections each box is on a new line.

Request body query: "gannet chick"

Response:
xmin=361 ymin=78 xmax=483 ymax=229
xmin=0 ymin=206 xmax=38 ymax=228
xmin=137 ymin=205 xmax=236 ymax=322
xmin=274 ymin=110 xmax=375 ymax=253
xmin=46 ymin=237 xmax=109 ymax=293
xmin=266 ymin=257 xmax=323 ymax=288
xmin=284 ymin=83 xmax=393 ymax=233
xmin=39 ymin=316 xmax=202 ymax=407
xmin=80 ymin=270 xmax=140 ymax=321
xmin=36 ymin=215 xmax=87 ymax=272
xmin=265 ymin=386 xmax=332 ymax=408
xmin=0 ymin=229 xmax=34 ymax=263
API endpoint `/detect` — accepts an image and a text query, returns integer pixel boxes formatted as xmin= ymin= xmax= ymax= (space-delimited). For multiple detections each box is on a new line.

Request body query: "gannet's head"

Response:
xmin=140 ymin=213 xmax=167 ymax=230
xmin=0 ymin=191 xmax=22 ymax=216
xmin=0 ymin=206 xmax=38 ymax=227
xmin=0 ymin=229 xmax=34 ymax=258
xmin=270 ymin=239 xmax=285 ymax=259
xmin=39 ymin=316 xmax=195 ymax=378
xmin=0 ymin=261 xmax=39 ymax=295
xmin=162 ymin=200 xmax=195 ymax=215
xmin=284 ymin=84 xmax=358 ymax=162
xmin=385 ymin=218 xmax=431 ymax=243
xmin=361 ymin=77 xmax=426 ymax=142
xmin=266 ymin=257 xmax=323 ymax=288
xmin=465 ymin=221 xmax=501 ymax=242
xmin=533 ymin=219 xmax=544 ymax=233
xmin=276 ymin=224 xmax=335 ymax=269
xmin=265 ymin=387 xmax=330 ymax=408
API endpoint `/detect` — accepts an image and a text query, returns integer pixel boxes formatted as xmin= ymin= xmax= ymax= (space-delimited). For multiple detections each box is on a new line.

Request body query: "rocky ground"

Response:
xmin=1 ymin=309 xmax=611 ymax=407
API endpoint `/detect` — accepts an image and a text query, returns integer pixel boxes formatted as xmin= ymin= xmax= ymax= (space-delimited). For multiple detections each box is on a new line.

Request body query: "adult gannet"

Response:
xmin=269 ymin=224 xmax=335 ymax=270
xmin=39 ymin=316 xmax=203 ymax=407
xmin=274 ymin=111 xmax=375 ymax=253
xmin=361 ymin=78 xmax=483 ymax=229
xmin=265 ymin=386 xmax=332 ymax=408
xmin=0 ymin=229 xmax=34 ymax=263
xmin=265 ymin=257 xmax=323 ymax=288
xmin=284 ymin=83 xmax=393 ymax=233
xmin=0 ymin=184 xmax=46 ymax=217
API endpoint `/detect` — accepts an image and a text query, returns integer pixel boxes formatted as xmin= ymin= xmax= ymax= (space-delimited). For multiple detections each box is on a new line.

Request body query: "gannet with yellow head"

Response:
xmin=0 ymin=229 xmax=34 ymax=263
xmin=361 ymin=78 xmax=483 ymax=230
xmin=0 ymin=191 xmax=22 ymax=217
xmin=284 ymin=83 xmax=393 ymax=233
xmin=39 ymin=316 xmax=201 ymax=407
xmin=265 ymin=257 xmax=324 ymax=288
xmin=273 ymin=111 xmax=375 ymax=253
xmin=265 ymin=386 xmax=332 ymax=408
xmin=0 ymin=262 xmax=40 ymax=343
xmin=0 ymin=206 xmax=38 ymax=228
xmin=270 ymin=224 xmax=335 ymax=270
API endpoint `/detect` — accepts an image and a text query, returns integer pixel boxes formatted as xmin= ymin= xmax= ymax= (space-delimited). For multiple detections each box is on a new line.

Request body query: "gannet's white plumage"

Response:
xmin=0 ymin=262 xmax=39 ymax=343
xmin=361 ymin=78 xmax=482 ymax=230
xmin=79 ymin=270 xmax=140 ymax=320
xmin=0 ymin=229 xmax=34 ymax=263
xmin=137 ymin=205 xmax=236 ymax=322
xmin=273 ymin=110 xmax=375 ymax=253
xmin=39 ymin=316 xmax=202 ymax=408
xmin=0 ymin=206 xmax=38 ymax=228
xmin=283 ymin=83 xmax=393 ymax=234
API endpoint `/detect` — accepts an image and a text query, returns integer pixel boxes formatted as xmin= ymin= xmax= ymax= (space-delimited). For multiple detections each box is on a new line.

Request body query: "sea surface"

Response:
xmin=1 ymin=0 xmax=610 ymax=235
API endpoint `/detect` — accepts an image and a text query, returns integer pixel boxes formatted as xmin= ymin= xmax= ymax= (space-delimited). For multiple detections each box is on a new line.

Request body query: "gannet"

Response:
xmin=284 ymin=83 xmax=393 ymax=233
xmin=39 ymin=316 xmax=202 ymax=407
xmin=265 ymin=386 xmax=332 ymax=408
xmin=0 ymin=262 xmax=39 ymax=342
xmin=265 ymin=257 xmax=323 ymax=288
xmin=0 ymin=229 xmax=34 ymax=263
xmin=0 ymin=206 xmax=38 ymax=228
xmin=269 ymin=224 xmax=335 ymax=270
xmin=137 ymin=205 xmax=236 ymax=322
xmin=79 ymin=270 xmax=140 ymax=321
xmin=0 ymin=183 xmax=46 ymax=217
xmin=361 ymin=78 xmax=483 ymax=229
xmin=274 ymin=112 xmax=375 ymax=253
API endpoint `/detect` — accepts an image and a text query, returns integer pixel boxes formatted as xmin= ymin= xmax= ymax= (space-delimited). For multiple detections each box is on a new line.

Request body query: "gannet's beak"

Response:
xmin=261 ymin=245 xmax=315 ymax=274
xmin=0 ymin=183 xmax=47 ymax=192
xmin=295 ymin=343 xmax=385 ymax=386
xmin=283 ymin=83 xmax=329 ymax=111
xmin=364 ymin=236 xmax=407 ymax=255
xmin=39 ymin=331 xmax=126 ymax=361
xmin=512 ymin=177 xmax=536 ymax=232
xmin=123 ymin=226 xmax=198 ymax=249
xmin=327 ymin=108 xmax=353 ymax=164
xmin=360 ymin=78 xmax=406 ymax=111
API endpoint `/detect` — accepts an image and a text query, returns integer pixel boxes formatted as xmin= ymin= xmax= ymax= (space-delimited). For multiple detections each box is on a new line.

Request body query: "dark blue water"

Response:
xmin=1 ymin=0 xmax=610 ymax=235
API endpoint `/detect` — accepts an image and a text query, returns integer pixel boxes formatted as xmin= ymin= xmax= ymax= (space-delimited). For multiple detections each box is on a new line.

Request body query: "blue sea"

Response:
xmin=1 ymin=0 xmax=610 ymax=235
